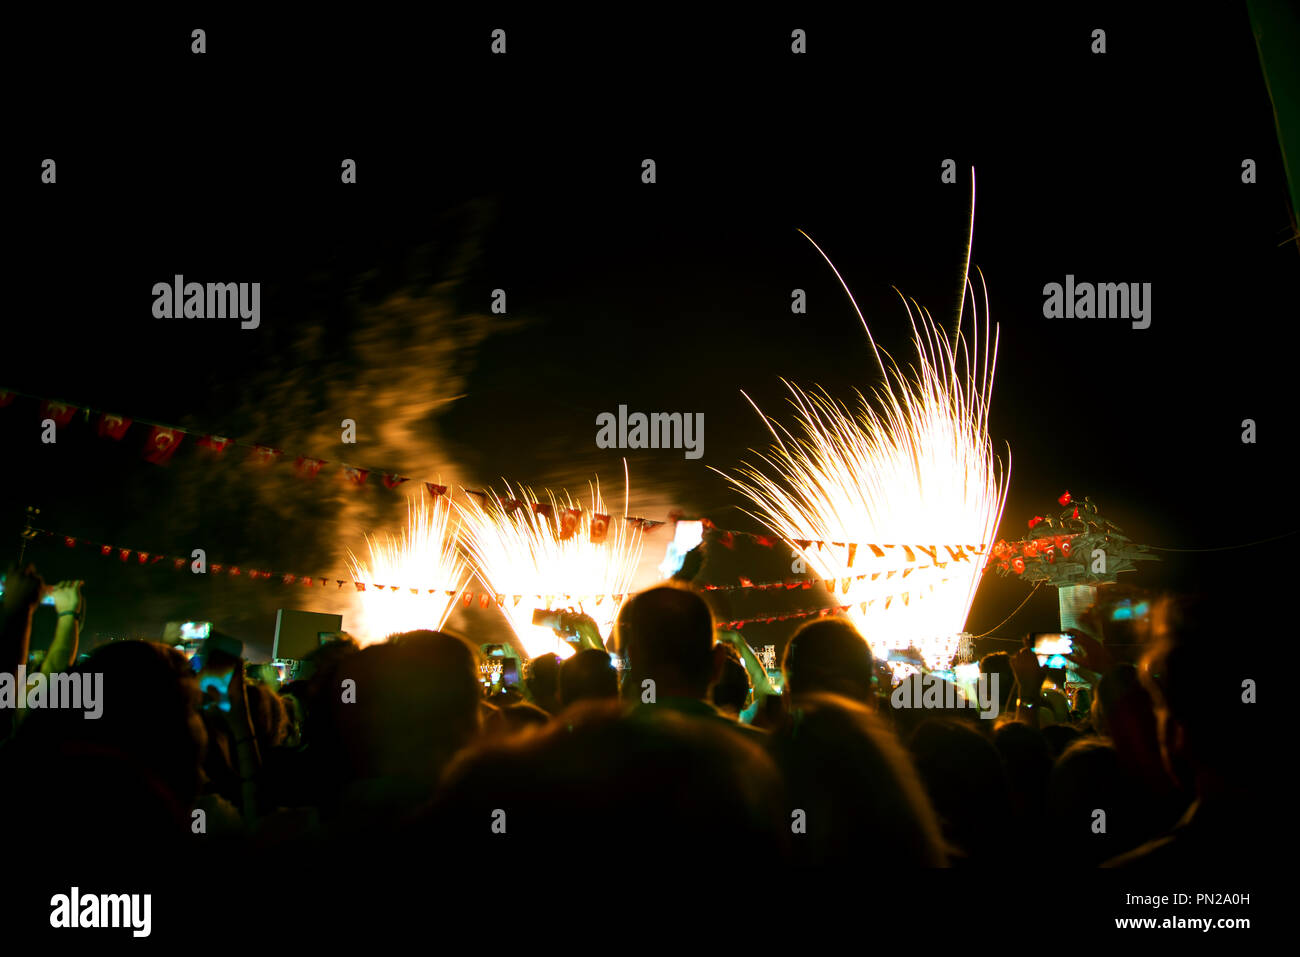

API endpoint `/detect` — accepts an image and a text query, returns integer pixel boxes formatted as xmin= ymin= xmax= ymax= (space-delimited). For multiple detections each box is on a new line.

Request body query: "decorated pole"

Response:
xmin=986 ymin=491 xmax=1159 ymax=632
xmin=18 ymin=505 xmax=40 ymax=565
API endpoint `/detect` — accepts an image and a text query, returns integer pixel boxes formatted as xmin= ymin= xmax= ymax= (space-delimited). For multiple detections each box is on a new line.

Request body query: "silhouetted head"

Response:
xmin=526 ymin=653 xmax=562 ymax=714
xmin=6 ymin=640 xmax=207 ymax=855
xmin=712 ymin=656 xmax=750 ymax=716
xmin=558 ymin=648 xmax=619 ymax=707
xmin=769 ymin=694 xmax=947 ymax=866
xmin=614 ymin=585 xmax=718 ymax=700
xmin=1141 ymin=595 xmax=1260 ymax=788
xmin=322 ymin=630 xmax=482 ymax=793
xmin=979 ymin=652 xmax=1016 ymax=712
xmin=909 ymin=717 xmax=1010 ymax=865
xmin=781 ymin=618 xmax=874 ymax=704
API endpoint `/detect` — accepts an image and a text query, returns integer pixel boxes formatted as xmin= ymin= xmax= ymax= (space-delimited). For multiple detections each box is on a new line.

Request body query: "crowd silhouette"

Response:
xmin=0 ymin=565 xmax=1263 ymax=898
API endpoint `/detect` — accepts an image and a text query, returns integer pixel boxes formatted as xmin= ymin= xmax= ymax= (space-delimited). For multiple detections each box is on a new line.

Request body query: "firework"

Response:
xmin=457 ymin=474 xmax=645 ymax=660
xmin=345 ymin=493 xmax=468 ymax=643
xmin=723 ymin=233 xmax=1009 ymax=672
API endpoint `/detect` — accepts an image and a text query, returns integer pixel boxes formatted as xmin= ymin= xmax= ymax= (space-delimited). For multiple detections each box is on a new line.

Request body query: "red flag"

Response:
xmin=504 ymin=499 xmax=526 ymax=515
xmin=1028 ymin=515 xmax=1044 ymax=529
xmin=63 ymin=536 xmax=76 ymax=548
xmin=143 ymin=426 xmax=184 ymax=464
xmin=211 ymin=564 xmax=224 ymax=574
xmin=560 ymin=508 xmax=582 ymax=540
xmin=137 ymin=552 xmax=149 ymax=564
xmin=480 ymin=593 xmax=491 ymax=609
xmin=250 ymin=446 xmax=283 ymax=465
xmin=716 ymin=531 xmax=735 ymax=549
xmin=99 ymin=545 xmax=111 ymax=556
xmin=589 ymin=513 xmax=610 ymax=543
xmin=174 ymin=558 xmax=185 ymax=569
xmin=118 ymin=549 xmax=131 ymax=562
xmin=302 ymin=577 xmax=313 ymax=587
xmin=465 ymin=489 xmax=488 ymax=504
xmin=295 ymin=456 xmax=326 ymax=478
xmin=229 ymin=567 xmax=241 ymax=576
xmin=425 ymin=483 xmax=447 ymax=498
xmin=341 ymin=466 xmax=368 ymax=486
xmin=354 ymin=582 xmax=366 ymax=591
xmin=39 ymin=400 xmax=78 ymax=427
xmin=1058 ymin=490 xmax=1072 ymax=506
xmin=282 ymin=574 xmax=296 ymax=584
xmin=381 ymin=473 xmax=408 ymax=489
xmin=96 ymin=413 xmax=132 ymax=440
xmin=199 ymin=435 xmax=232 ymax=454
xmin=463 ymin=591 xmax=472 ymax=606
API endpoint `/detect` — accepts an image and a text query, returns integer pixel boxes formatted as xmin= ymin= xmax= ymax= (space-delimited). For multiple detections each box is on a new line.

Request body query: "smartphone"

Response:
xmin=0 ymin=577 xmax=58 ymax=606
xmin=1031 ymin=633 xmax=1073 ymax=657
xmin=532 ymin=608 xmax=579 ymax=636
xmin=499 ymin=658 xmax=520 ymax=688
xmin=180 ymin=621 xmax=211 ymax=642
xmin=199 ymin=670 xmax=233 ymax=712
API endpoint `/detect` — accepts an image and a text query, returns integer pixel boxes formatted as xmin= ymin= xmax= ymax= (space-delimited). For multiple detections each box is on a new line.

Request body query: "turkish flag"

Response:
xmin=144 ymin=426 xmax=184 ymax=464
xmin=341 ymin=466 xmax=368 ymax=486
xmin=250 ymin=446 xmax=283 ymax=465
xmin=96 ymin=413 xmax=132 ymax=440
xmin=381 ymin=473 xmax=408 ymax=489
xmin=560 ymin=508 xmax=582 ymax=540
xmin=40 ymin=400 xmax=78 ymax=427
xmin=503 ymin=498 xmax=526 ymax=515
xmin=589 ymin=513 xmax=610 ymax=543
xmin=425 ymin=483 xmax=447 ymax=498
xmin=199 ymin=435 xmax=232 ymax=454
xmin=295 ymin=456 xmax=326 ymax=479
xmin=532 ymin=503 xmax=554 ymax=523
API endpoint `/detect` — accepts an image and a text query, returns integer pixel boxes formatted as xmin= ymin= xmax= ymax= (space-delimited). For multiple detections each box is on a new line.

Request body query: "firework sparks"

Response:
xmin=345 ymin=493 xmax=468 ymax=643
xmin=723 ymin=233 xmax=1009 ymax=673
xmin=457 ymin=473 xmax=645 ymax=660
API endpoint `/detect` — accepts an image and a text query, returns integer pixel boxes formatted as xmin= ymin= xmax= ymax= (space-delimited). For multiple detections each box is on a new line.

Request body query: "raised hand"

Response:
xmin=49 ymin=580 xmax=85 ymax=619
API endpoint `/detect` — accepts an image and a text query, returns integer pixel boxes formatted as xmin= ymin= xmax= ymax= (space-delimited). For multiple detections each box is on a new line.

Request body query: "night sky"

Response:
xmin=6 ymin=9 xmax=1295 ymax=658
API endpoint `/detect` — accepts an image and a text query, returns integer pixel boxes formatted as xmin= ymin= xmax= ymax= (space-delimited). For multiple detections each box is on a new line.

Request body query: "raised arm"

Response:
xmin=41 ymin=580 xmax=84 ymax=676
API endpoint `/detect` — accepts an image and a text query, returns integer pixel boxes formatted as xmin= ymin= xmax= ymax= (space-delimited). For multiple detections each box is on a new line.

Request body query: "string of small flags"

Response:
xmin=714 ymin=578 xmax=951 ymax=630
xmin=699 ymin=518 xmax=992 ymax=566
xmin=0 ymin=387 xmax=665 ymax=531
xmin=701 ymin=563 xmax=941 ymax=594
xmin=31 ymin=527 xmax=635 ymax=608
